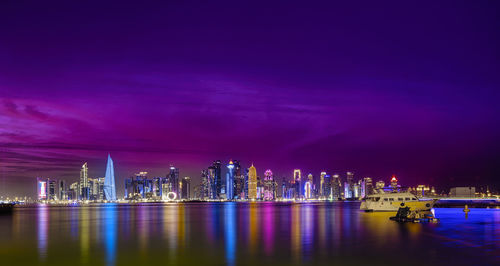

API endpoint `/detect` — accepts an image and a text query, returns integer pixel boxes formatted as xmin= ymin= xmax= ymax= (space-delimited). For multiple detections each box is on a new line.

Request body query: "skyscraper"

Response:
xmin=104 ymin=154 xmax=117 ymax=201
xmin=320 ymin=172 xmax=326 ymax=197
xmin=169 ymin=166 xmax=180 ymax=195
xmin=332 ymin=174 xmax=341 ymax=199
xmin=226 ymin=160 xmax=235 ymax=200
xmin=248 ymin=164 xmax=257 ymax=200
xmin=213 ymin=160 xmax=222 ymax=198
xmin=293 ymin=169 xmax=301 ymax=199
xmin=80 ymin=162 xmax=89 ymax=200
xmin=233 ymin=160 xmax=245 ymax=199
xmin=58 ymin=180 xmax=66 ymax=200
xmin=181 ymin=176 xmax=191 ymax=199
xmin=263 ymin=169 xmax=275 ymax=200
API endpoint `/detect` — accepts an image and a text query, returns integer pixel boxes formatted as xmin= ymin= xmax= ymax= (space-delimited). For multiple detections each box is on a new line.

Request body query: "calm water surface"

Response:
xmin=0 ymin=202 xmax=498 ymax=266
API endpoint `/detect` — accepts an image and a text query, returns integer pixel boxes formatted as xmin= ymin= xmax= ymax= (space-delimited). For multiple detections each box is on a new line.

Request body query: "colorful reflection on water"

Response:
xmin=0 ymin=203 xmax=498 ymax=265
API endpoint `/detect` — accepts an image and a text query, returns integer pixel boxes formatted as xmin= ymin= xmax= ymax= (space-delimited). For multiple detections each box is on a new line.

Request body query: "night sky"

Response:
xmin=1 ymin=1 xmax=499 ymax=197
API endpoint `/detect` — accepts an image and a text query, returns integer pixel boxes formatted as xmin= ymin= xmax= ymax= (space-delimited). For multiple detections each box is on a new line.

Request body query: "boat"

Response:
xmin=389 ymin=207 xmax=439 ymax=223
xmin=360 ymin=192 xmax=437 ymax=212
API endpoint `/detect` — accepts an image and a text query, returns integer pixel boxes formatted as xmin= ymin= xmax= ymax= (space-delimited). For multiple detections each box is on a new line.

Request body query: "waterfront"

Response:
xmin=0 ymin=202 xmax=498 ymax=266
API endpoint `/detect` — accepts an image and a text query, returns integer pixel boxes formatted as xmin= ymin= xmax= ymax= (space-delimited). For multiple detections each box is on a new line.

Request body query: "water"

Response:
xmin=0 ymin=202 xmax=498 ymax=266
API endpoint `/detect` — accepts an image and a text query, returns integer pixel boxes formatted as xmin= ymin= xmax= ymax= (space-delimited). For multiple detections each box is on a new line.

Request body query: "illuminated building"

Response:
xmin=376 ymin=180 xmax=385 ymax=189
xmin=353 ymin=182 xmax=359 ymax=199
xmin=345 ymin=172 xmax=354 ymax=199
xmin=363 ymin=177 xmax=373 ymax=197
xmin=68 ymin=182 xmax=79 ymax=200
xmin=281 ymin=178 xmax=288 ymax=199
xmin=152 ymin=177 xmax=162 ymax=199
xmin=181 ymin=176 xmax=191 ymax=199
xmin=390 ymin=175 xmax=398 ymax=192
xmin=450 ymin=187 xmax=476 ymax=198
xmin=304 ymin=181 xmax=312 ymax=199
xmin=104 ymin=154 xmax=117 ymax=201
xmin=331 ymin=174 xmax=341 ymax=200
xmin=58 ymin=180 xmax=66 ymax=200
xmin=233 ymin=160 xmax=245 ymax=199
xmin=200 ymin=170 xmax=209 ymax=199
xmin=320 ymin=172 xmax=326 ymax=197
xmin=89 ymin=177 xmax=104 ymax=200
xmin=37 ymin=178 xmax=47 ymax=200
xmin=226 ymin=160 xmax=235 ymax=200
xmin=263 ymin=169 xmax=276 ymax=200
xmin=207 ymin=166 xmax=217 ymax=199
xmin=213 ymin=160 xmax=222 ymax=198
xmin=323 ymin=174 xmax=331 ymax=198
xmin=80 ymin=162 xmax=89 ymax=200
xmin=47 ymin=179 xmax=56 ymax=201
xmin=125 ymin=172 xmax=150 ymax=200
xmin=293 ymin=169 xmax=302 ymax=199
xmin=169 ymin=166 xmax=180 ymax=195
xmin=248 ymin=164 xmax=257 ymax=199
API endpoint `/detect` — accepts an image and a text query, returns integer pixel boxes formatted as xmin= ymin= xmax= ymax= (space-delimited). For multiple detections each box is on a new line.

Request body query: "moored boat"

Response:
xmin=360 ymin=192 xmax=437 ymax=212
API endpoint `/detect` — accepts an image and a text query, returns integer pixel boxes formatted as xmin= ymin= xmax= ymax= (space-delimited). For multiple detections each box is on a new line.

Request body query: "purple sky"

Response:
xmin=1 ymin=1 xmax=499 ymax=197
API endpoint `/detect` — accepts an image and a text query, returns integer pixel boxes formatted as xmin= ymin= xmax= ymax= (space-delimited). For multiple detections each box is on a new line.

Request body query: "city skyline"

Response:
xmin=1 ymin=1 xmax=499 ymax=197
xmin=20 ymin=155 xmax=496 ymax=200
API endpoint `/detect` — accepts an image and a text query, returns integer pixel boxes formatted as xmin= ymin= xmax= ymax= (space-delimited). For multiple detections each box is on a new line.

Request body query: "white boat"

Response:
xmin=360 ymin=192 xmax=437 ymax=212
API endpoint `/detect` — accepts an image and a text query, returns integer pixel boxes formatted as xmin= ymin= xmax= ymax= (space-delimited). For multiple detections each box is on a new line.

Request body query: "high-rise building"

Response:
xmin=226 ymin=160 xmax=235 ymax=200
xmin=323 ymin=174 xmax=331 ymax=198
xmin=104 ymin=154 xmax=117 ymax=201
xmin=207 ymin=165 xmax=217 ymax=199
xmin=169 ymin=166 xmax=180 ymax=195
xmin=200 ymin=170 xmax=209 ymax=199
xmin=293 ymin=169 xmax=301 ymax=199
xmin=37 ymin=178 xmax=47 ymax=200
xmin=376 ymin=180 xmax=385 ymax=189
xmin=304 ymin=181 xmax=312 ymax=199
xmin=390 ymin=175 xmax=398 ymax=192
xmin=345 ymin=172 xmax=354 ymax=199
xmin=80 ymin=162 xmax=89 ymax=200
xmin=181 ymin=176 xmax=191 ymax=199
xmin=331 ymin=174 xmax=341 ymax=199
xmin=248 ymin=164 xmax=257 ymax=200
xmin=212 ymin=160 xmax=222 ymax=198
xmin=363 ymin=177 xmax=373 ymax=198
xmin=58 ymin=180 xmax=66 ymax=201
xmin=263 ymin=169 xmax=276 ymax=200
xmin=233 ymin=160 xmax=245 ymax=199
xmin=320 ymin=172 xmax=326 ymax=197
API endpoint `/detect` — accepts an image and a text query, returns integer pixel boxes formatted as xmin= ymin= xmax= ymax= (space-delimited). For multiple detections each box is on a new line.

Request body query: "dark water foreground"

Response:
xmin=0 ymin=202 xmax=497 ymax=266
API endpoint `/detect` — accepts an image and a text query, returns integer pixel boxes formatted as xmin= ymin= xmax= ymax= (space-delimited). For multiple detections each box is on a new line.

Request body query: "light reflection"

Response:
xmin=224 ymin=203 xmax=237 ymax=266
xmin=262 ymin=203 xmax=274 ymax=255
xmin=318 ymin=204 xmax=326 ymax=254
xmin=103 ymin=204 xmax=117 ymax=266
xmin=80 ymin=207 xmax=90 ymax=264
xmin=291 ymin=203 xmax=301 ymax=263
xmin=37 ymin=205 xmax=49 ymax=260
xmin=248 ymin=202 xmax=259 ymax=255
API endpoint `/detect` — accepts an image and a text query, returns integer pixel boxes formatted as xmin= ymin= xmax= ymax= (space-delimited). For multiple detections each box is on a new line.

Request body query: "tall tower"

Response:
xmin=80 ymin=162 xmax=89 ymax=200
xmin=104 ymin=154 xmax=117 ymax=201
xmin=169 ymin=166 xmax=180 ymax=194
xmin=226 ymin=160 xmax=235 ymax=200
xmin=293 ymin=169 xmax=301 ymax=199
xmin=248 ymin=164 xmax=257 ymax=200
xmin=320 ymin=172 xmax=326 ymax=197
xmin=213 ymin=160 xmax=222 ymax=198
